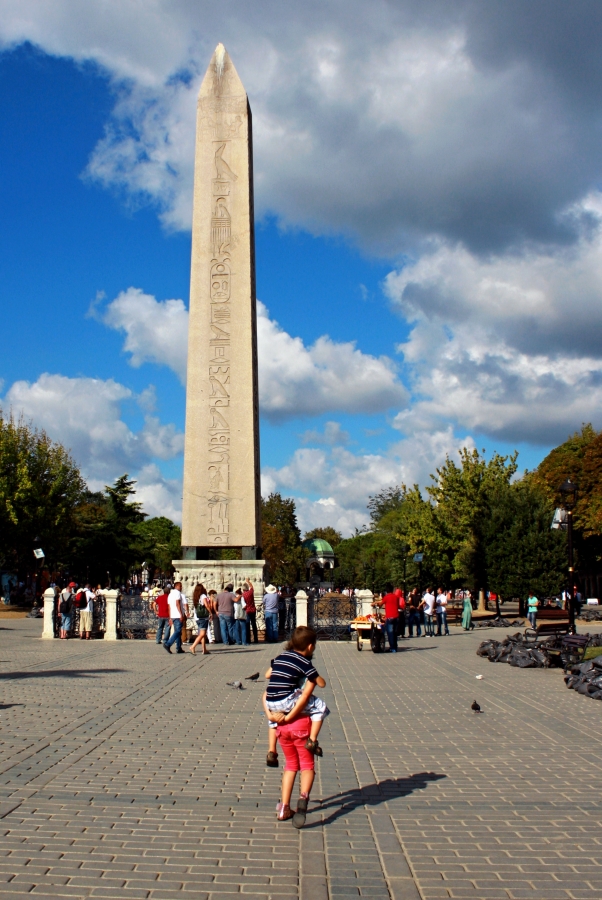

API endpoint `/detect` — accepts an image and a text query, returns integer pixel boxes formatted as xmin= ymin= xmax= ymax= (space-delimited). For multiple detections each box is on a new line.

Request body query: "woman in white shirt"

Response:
xmin=233 ymin=589 xmax=248 ymax=646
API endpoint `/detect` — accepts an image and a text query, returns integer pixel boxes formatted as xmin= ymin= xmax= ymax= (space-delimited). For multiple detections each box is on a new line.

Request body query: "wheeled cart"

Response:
xmin=351 ymin=617 xmax=386 ymax=652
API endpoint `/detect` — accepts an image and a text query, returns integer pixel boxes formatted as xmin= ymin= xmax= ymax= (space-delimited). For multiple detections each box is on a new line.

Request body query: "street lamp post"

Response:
xmin=559 ymin=479 xmax=578 ymax=632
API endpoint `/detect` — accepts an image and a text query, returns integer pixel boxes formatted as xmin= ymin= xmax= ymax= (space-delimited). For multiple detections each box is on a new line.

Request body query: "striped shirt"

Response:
xmin=266 ymin=650 xmax=319 ymax=702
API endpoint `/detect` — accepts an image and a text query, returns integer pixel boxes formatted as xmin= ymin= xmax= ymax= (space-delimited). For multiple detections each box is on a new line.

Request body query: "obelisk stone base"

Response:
xmin=172 ymin=559 xmax=265 ymax=598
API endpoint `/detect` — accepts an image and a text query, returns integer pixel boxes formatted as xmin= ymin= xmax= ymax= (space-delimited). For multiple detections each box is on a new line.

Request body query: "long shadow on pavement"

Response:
xmin=308 ymin=772 xmax=446 ymax=827
xmin=0 ymin=668 xmax=126 ymax=680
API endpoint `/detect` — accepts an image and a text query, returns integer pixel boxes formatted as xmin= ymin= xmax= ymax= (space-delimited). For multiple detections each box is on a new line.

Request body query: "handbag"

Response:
xmin=234 ymin=598 xmax=247 ymax=620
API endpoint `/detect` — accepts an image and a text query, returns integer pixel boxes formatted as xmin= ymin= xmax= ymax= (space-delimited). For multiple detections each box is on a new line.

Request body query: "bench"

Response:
xmin=525 ymin=607 xmax=571 ymax=639
xmin=543 ymin=633 xmax=590 ymax=669
xmin=447 ymin=606 xmax=464 ymax=625
xmin=527 ymin=620 xmax=570 ymax=637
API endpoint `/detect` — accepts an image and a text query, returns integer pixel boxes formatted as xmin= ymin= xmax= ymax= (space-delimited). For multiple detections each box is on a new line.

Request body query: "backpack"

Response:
xmin=195 ymin=598 xmax=209 ymax=619
xmin=75 ymin=591 xmax=87 ymax=610
xmin=59 ymin=593 xmax=72 ymax=615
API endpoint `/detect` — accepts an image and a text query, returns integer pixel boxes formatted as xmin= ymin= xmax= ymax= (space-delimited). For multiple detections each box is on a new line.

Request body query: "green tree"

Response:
xmin=303 ymin=526 xmax=343 ymax=549
xmin=103 ymin=475 xmax=146 ymax=583
xmin=70 ymin=475 xmax=146 ymax=585
xmin=534 ymin=424 xmax=602 ymax=573
xmin=134 ymin=516 xmax=182 ymax=576
xmin=368 ymin=486 xmax=404 ymax=524
xmin=377 ymin=485 xmax=452 ymax=589
xmin=484 ymin=477 xmax=566 ymax=600
xmin=427 ymin=448 xmax=518 ymax=592
xmin=333 ymin=531 xmax=386 ymax=591
xmin=0 ymin=411 xmax=85 ymax=575
xmin=261 ymin=493 xmax=304 ymax=584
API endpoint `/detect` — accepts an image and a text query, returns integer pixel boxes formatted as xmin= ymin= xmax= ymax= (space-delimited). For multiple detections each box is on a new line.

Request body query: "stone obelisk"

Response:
xmin=173 ymin=44 xmax=263 ymax=597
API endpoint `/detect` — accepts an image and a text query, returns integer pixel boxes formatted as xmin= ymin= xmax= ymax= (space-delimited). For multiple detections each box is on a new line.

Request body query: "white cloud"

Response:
xmin=386 ymin=193 xmax=602 ymax=356
xmin=3 ymin=3 xmax=602 ymax=252
xmin=7 ymin=2 xmax=602 ymax=522
xmin=133 ymin=464 xmax=182 ymax=524
xmin=395 ymin=323 xmax=602 ymax=444
xmin=99 ymin=287 xmax=188 ymax=382
xmin=264 ymin=427 xmax=474 ymax=536
xmin=140 ymin=416 xmax=184 ymax=460
xmin=256 ymin=302 xmax=406 ymax=419
xmin=386 ymin=201 xmax=602 ymax=443
xmin=301 ymin=421 xmax=350 ymax=445
xmin=4 ymin=372 xmax=183 ymax=483
xmin=99 ymin=289 xmax=407 ymax=419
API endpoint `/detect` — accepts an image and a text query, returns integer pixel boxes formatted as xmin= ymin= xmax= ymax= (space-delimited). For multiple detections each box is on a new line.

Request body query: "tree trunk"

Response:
xmin=478 ymin=588 xmax=487 ymax=612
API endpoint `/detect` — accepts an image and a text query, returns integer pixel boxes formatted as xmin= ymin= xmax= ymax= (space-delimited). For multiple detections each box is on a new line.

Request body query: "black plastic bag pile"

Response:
xmin=474 ymin=617 xmax=525 ymax=629
xmin=476 ymin=632 xmax=551 ymax=667
xmin=579 ymin=608 xmax=602 ymax=623
xmin=565 ymin=655 xmax=602 ymax=699
xmin=586 ymin=633 xmax=602 ymax=647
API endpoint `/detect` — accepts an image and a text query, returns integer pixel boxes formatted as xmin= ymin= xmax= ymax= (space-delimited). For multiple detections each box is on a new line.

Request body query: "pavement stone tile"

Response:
xmin=5 ymin=619 xmax=602 ymax=899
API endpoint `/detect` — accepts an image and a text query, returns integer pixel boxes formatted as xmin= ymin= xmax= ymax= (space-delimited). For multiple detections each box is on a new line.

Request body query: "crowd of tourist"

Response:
xmin=370 ymin=586 xmax=455 ymax=654
xmin=152 ymin=581 xmax=296 ymax=653
xmin=18 ymin=576 xmax=585 ymax=646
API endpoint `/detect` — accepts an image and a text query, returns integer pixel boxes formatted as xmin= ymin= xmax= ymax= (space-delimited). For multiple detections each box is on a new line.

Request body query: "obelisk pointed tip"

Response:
xmin=214 ymin=43 xmax=227 ymax=77
xmin=199 ymin=42 xmax=246 ymax=100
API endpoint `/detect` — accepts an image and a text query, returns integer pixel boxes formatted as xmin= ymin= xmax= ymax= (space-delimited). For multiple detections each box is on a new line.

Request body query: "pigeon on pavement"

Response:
xmin=471 ymin=700 xmax=482 ymax=713
xmin=245 ymin=672 xmax=260 ymax=681
xmin=227 ymin=681 xmax=244 ymax=690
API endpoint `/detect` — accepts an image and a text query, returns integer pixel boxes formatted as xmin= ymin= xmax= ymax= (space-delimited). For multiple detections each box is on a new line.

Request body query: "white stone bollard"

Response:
xmin=355 ymin=589 xmax=374 ymax=617
xmin=295 ymin=590 xmax=308 ymax=627
xmin=104 ymin=589 xmax=119 ymax=641
xmin=42 ymin=587 xmax=56 ymax=639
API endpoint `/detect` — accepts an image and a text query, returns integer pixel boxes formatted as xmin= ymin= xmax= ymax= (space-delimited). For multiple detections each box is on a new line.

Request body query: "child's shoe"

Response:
xmin=276 ymin=802 xmax=293 ymax=820
xmin=266 ymin=751 xmax=279 ymax=767
xmin=292 ymin=794 xmax=309 ymax=829
xmin=304 ymin=738 xmax=323 ymax=757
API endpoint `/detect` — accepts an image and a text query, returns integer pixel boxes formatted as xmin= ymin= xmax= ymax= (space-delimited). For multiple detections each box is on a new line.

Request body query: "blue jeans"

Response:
xmin=265 ymin=611 xmax=279 ymax=642
xmin=235 ymin=619 xmax=248 ymax=645
xmin=156 ymin=617 xmax=170 ymax=644
xmin=436 ymin=611 xmax=449 ymax=635
xmin=165 ymin=618 xmax=183 ymax=651
xmin=528 ymin=611 xmax=537 ymax=628
xmin=219 ymin=614 xmax=235 ymax=645
xmin=425 ymin=613 xmax=434 ymax=636
xmin=408 ymin=611 xmax=421 ymax=637
xmin=385 ymin=618 xmax=398 ymax=652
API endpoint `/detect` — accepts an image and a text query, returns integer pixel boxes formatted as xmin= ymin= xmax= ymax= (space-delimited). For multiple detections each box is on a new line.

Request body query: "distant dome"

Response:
xmin=302 ymin=538 xmax=334 ymax=555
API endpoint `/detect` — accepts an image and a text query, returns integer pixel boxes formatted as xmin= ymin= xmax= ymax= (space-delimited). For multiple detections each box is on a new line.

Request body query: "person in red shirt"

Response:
xmin=152 ymin=589 xmax=170 ymax=646
xmin=242 ymin=581 xmax=258 ymax=644
xmin=372 ymin=586 xmax=402 ymax=653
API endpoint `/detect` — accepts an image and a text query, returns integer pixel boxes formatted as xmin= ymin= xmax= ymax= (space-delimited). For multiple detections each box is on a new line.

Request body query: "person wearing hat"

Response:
xmin=263 ymin=585 xmax=279 ymax=643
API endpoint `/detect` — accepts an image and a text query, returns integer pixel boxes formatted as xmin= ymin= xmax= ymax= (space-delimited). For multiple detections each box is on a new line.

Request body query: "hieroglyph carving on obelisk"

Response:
xmin=181 ymin=44 xmax=261 ymax=554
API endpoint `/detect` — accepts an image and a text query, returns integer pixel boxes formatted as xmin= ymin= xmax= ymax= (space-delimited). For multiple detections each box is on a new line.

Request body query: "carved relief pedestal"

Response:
xmin=172 ymin=559 xmax=265 ymax=600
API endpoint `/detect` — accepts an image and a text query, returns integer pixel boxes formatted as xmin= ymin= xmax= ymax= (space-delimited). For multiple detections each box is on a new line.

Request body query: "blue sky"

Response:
xmin=2 ymin=5 xmax=602 ymax=534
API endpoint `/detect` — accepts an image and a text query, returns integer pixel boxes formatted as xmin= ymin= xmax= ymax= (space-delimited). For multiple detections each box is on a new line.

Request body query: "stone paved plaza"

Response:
xmin=2 ymin=618 xmax=602 ymax=900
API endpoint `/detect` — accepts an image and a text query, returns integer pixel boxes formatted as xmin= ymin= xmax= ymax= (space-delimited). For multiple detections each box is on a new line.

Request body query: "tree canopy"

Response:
xmin=0 ymin=411 xmax=85 ymax=575
xmin=334 ymin=447 xmax=566 ymax=599
xmin=261 ymin=492 xmax=304 ymax=585
xmin=303 ymin=526 xmax=343 ymax=549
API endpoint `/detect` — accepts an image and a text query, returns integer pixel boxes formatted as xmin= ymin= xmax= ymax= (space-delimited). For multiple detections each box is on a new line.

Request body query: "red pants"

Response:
xmin=276 ymin=716 xmax=314 ymax=772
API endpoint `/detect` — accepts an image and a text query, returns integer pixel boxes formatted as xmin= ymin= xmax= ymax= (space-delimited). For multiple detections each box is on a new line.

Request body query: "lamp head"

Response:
xmin=559 ymin=478 xmax=578 ymax=509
